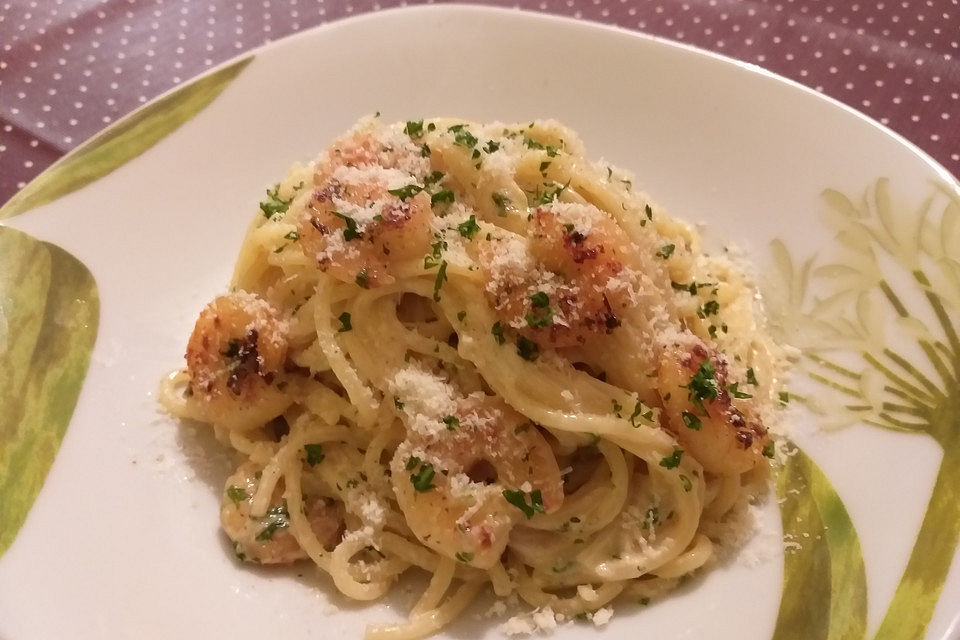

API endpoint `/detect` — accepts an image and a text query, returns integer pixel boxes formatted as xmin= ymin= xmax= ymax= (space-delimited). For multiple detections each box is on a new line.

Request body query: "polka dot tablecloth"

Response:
xmin=1 ymin=0 xmax=958 ymax=204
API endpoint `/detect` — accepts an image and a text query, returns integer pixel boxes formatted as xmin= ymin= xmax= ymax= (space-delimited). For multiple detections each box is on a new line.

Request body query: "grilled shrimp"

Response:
xmin=480 ymin=204 xmax=643 ymax=348
xmin=314 ymin=129 xmax=430 ymax=185
xmin=390 ymin=396 xmax=564 ymax=569
xmin=221 ymin=461 xmax=344 ymax=564
xmin=185 ymin=292 xmax=293 ymax=431
xmin=657 ymin=341 xmax=770 ymax=475
xmin=297 ymin=175 xmax=432 ymax=287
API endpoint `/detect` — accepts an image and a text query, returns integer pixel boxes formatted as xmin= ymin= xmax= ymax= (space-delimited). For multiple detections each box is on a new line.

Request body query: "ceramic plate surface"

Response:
xmin=1 ymin=6 xmax=958 ymax=639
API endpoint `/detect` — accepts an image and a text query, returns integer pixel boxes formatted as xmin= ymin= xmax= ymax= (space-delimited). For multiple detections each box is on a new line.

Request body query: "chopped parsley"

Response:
xmin=456 ymin=310 xmax=467 ymax=321
xmin=612 ymin=400 xmax=623 ymax=416
xmin=483 ymin=140 xmax=500 ymax=154
xmin=409 ymin=462 xmax=436 ymax=492
xmin=629 ymin=400 xmax=653 ymax=426
xmin=539 ymin=160 xmax=551 ymax=173
xmin=431 ymin=189 xmax=455 ymax=205
xmin=433 ymin=260 xmax=448 ymax=301
xmin=255 ymin=503 xmax=290 ymax=541
xmin=763 ymin=441 xmax=776 ymax=459
xmin=530 ymin=291 xmax=550 ymax=308
xmin=492 ymin=321 xmax=506 ymax=345
xmin=685 ymin=360 xmax=719 ymax=414
xmin=259 ymin=184 xmax=292 ymax=219
xmin=699 ymin=300 xmax=720 ymax=318
xmin=535 ymin=180 xmax=569 ymax=205
xmin=226 ymin=486 xmax=248 ymax=504
xmin=679 ymin=475 xmax=693 ymax=492
xmin=233 ymin=541 xmax=247 ymax=561
xmin=779 ymin=391 xmax=790 ymax=404
xmin=451 ymin=126 xmax=478 ymax=148
xmin=502 ymin=488 xmax=544 ymax=519
xmin=728 ymin=382 xmax=753 ymax=399
xmin=332 ymin=211 xmax=361 ymax=240
xmin=337 ymin=311 xmax=352 ymax=332
xmin=659 ymin=447 xmax=684 ymax=469
xmin=284 ymin=230 xmax=300 ymax=241
xmin=516 ymin=336 xmax=539 ymax=361
xmin=457 ymin=215 xmax=480 ymax=239
xmin=443 ymin=415 xmax=460 ymax=430
xmin=304 ymin=444 xmax=325 ymax=466
xmin=657 ymin=243 xmax=676 ymax=259
xmin=388 ymin=184 xmax=424 ymax=200
xmin=405 ymin=456 xmax=421 ymax=471
xmin=424 ymin=238 xmax=446 ymax=269
xmin=523 ymin=137 xmax=559 ymax=157
xmin=525 ymin=306 xmax=554 ymax=329
xmin=491 ymin=192 xmax=510 ymax=214
xmin=455 ymin=551 xmax=474 ymax=563
xmin=681 ymin=411 xmax=702 ymax=430
xmin=394 ymin=396 xmax=405 ymax=411
xmin=355 ymin=268 xmax=370 ymax=289
xmin=404 ymin=120 xmax=424 ymax=137
xmin=746 ymin=368 xmax=759 ymax=386
xmin=424 ymin=170 xmax=445 ymax=187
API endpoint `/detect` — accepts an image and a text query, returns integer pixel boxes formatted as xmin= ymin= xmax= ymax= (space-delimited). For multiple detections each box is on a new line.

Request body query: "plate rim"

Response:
xmin=2 ymin=3 xmax=957 ymax=220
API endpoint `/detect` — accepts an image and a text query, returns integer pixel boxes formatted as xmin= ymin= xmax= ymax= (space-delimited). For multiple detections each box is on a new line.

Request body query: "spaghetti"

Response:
xmin=161 ymin=116 xmax=787 ymax=639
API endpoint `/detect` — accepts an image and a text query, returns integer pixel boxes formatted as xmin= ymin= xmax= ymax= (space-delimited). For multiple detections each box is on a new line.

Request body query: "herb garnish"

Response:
xmin=657 ymin=244 xmax=675 ymax=259
xmin=443 ymin=415 xmax=460 ymax=430
xmin=433 ymin=261 xmax=448 ymax=301
xmin=659 ymin=447 xmax=684 ymax=469
xmin=685 ymin=360 xmax=719 ymax=414
xmin=226 ymin=486 xmax=248 ymax=504
xmin=457 ymin=215 xmax=480 ymax=239
xmin=388 ymin=184 xmax=424 ymax=200
xmin=492 ymin=321 xmax=506 ymax=345
xmin=259 ymin=184 xmax=292 ymax=219
xmin=728 ymin=382 xmax=753 ymax=399
xmin=491 ymin=192 xmax=510 ymax=214
xmin=355 ymin=268 xmax=370 ymax=289
xmin=410 ymin=462 xmax=436 ymax=492
xmin=516 ymin=336 xmax=539 ymax=361
xmin=431 ymin=189 xmax=455 ymax=205
xmin=404 ymin=120 xmax=424 ymax=137
xmin=681 ymin=411 xmax=702 ymax=430
xmin=255 ymin=503 xmax=291 ymax=541
xmin=304 ymin=444 xmax=325 ymax=466
xmin=502 ymin=488 xmax=544 ymax=518
xmin=331 ymin=211 xmax=361 ymax=240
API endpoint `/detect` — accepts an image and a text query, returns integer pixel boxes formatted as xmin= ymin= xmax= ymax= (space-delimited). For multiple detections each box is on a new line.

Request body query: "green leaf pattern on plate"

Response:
xmin=0 ymin=56 xmax=252 ymax=219
xmin=0 ymin=227 xmax=99 ymax=557
xmin=769 ymin=179 xmax=960 ymax=639
xmin=771 ymin=443 xmax=867 ymax=640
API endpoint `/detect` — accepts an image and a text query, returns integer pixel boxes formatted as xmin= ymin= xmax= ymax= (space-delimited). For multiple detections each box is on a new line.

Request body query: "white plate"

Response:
xmin=1 ymin=6 xmax=958 ymax=639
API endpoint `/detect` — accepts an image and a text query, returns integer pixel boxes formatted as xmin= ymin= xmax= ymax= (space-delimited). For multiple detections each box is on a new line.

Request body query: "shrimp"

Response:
xmin=313 ymin=129 xmax=430 ymax=186
xmin=185 ymin=291 xmax=293 ymax=431
xmin=297 ymin=175 xmax=433 ymax=287
xmin=390 ymin=396 xmax=564 ymax=569
xmin=221 ymin=461 xmax=345 ymax=564
xmin=480 ymin=204 xmax=644 ymax=349
xmin=657 ymin=341 xmax=770 ymax=475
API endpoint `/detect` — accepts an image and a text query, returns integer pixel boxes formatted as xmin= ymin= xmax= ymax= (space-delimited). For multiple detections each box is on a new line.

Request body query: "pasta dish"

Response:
xmin=161 ymin=117 xmax=786 ymax=638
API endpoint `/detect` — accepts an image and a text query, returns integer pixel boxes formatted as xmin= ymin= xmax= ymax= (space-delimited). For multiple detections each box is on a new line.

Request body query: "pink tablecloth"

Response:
xmin=1 ymin=0 xmax=958 ymax=204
